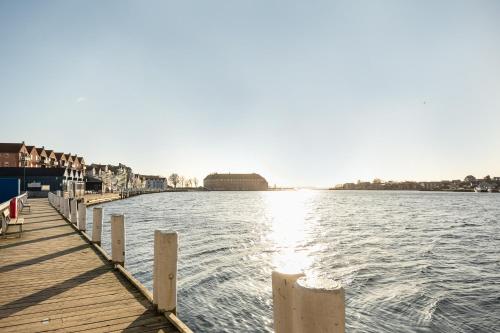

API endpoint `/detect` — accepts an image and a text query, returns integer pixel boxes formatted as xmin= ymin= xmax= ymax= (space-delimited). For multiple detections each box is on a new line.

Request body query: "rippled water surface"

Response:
xmin=86 ymin=190 xmax=500 ymax=332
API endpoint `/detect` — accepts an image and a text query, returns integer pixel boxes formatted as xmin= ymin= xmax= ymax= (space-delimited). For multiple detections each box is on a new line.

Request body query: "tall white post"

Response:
xmin=92 ymin=207 xmax=103 ymax=245
xmin=111 ymin=214 xmax=125 ymax=266
xmin=272 ymin=271 xmax=305 ymax=333
xmin=70 ymin=198 xmax=77 ymax=224
xmin=78 ymin=202 xmax=86 ymax=231
xmin=292 ymin=277 xmax=345 ymax=333
xmin=153 ymin=230 xmax=178 ymax=314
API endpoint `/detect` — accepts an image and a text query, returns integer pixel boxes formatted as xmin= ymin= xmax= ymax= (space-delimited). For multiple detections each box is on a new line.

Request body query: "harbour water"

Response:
xmin=86 ymin=190 xmax=500 ymax=332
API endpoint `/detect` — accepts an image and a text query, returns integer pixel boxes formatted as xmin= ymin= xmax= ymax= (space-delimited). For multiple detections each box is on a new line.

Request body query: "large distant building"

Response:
xmin=203 ymin=173 xmax=268 ymax=191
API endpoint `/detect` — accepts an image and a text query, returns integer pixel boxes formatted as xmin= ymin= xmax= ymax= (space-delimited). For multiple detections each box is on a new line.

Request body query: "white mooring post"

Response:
xmin=92 ymin=207 xmax=103 ymax=245
xmin=272 ymin=272 xmax=345 ymax=333
xmin=77 ymin=202 xmax=86 ymax=231
xmin=70 ymin=198 xmax=77 ymax=224
xmin=292 ymin=277 xmax=345 ymax=333
xmin=111 ymin=214 xmax=125 ymax=266
xmin=153 ymin=230 xmax=178 ymax=314
xmin=272 ymin=271 xmax=305 ymax=333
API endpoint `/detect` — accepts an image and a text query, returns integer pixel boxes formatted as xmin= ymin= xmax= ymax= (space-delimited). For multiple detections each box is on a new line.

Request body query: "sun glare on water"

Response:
xmin=264 ymin=190 xmax=318 ymax=274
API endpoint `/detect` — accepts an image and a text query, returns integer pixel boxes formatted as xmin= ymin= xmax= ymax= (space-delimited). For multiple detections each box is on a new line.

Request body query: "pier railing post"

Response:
xmin=92 ymin=207 xmax=103 ymax=245
xmin=153 ymin=230 xmax=178 ymax=314
xmin=111 ymin=214 xmax=125 ymax=266
xmin=64 ymin=198 xmax=70 ymax=219
xmin=78 ymin=202 xmax=86 ymax=231
xmin=272 ymin=271 xmax=305 ymax=333
xmin=70 ymin=198 xmax=77 ymax=224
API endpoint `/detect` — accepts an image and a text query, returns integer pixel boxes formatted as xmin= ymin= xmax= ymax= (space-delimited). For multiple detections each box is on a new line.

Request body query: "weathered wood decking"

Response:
xmin=0 ymin=198 xmax=180 ymax=333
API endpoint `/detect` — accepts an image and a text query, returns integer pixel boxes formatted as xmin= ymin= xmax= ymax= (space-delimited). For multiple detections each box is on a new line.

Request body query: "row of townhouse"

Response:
xmin=0 ymin=142 xmax=86 ymax=196
xmin=0 ymin=142 xmax=85 ymax=171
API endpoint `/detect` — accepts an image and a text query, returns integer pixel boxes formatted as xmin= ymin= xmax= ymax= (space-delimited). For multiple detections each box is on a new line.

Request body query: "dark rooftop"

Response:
xmin=0 ymin=143 xmax=25 ymax=153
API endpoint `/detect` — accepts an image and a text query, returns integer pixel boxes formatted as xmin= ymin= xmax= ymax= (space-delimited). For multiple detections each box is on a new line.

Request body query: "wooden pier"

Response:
xmin=0 ymin=198 xmax=188 ymax=333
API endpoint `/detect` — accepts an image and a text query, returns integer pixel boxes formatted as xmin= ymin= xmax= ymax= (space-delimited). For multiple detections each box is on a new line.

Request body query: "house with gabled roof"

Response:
xmin=44 ymin=150 xmax=57 ymax=167
xmin=35 ymin=147 xmax=48 ymax=167
xmin=0 ymin=142 xmax=29 ymax=167
xmin=26 ymin=145 xmax=40 ymax=168
xmin=71 ymin=155 xmax=81 ymax=170
xmin=54 ymin=152 xmax=68 ymax=168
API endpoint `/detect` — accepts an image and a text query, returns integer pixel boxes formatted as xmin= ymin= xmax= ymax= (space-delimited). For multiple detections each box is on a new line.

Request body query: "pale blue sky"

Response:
xmin=1 ymin=1 xmax=499 ymax=186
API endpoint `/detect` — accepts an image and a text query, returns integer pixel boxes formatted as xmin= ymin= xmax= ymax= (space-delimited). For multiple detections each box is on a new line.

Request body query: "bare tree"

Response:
xmin=179 ymin=176 xmax=185 ymax=188
xmin=193 ymin=177 xmax=198 ymax=187
xmin=185 ymin=178 xmax=192 ymax=187
xmin=169 ymin=173 xmax=180 ymax=188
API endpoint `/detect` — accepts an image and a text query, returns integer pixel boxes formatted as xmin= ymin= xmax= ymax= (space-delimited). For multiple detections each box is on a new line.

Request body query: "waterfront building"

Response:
xmin=0 ymin=142 xmax=87 ymax=196
xmin=343 ymin=183 xmax=356 ymax=190
xmin=0 ymin=167 xmax=69 ymax=193
xmin=0 ymin=142 xmax=29 ymax=167
xmin=44 ymin=150 xmax=57 ymax=167
xmin=77 ymin=156 xmax=86 ymax=171
xmin=141 ymin=175 xmax=167 ymax=191
xmin=203 ymin=173 xmax=268 ymax=191
xmin=66 ymin=154 xmax=74 ymax=169
xmin=35 ymin=147 xmax=48 ymax=167
xmin=54 ymin=152 xmax=68 ymax=168
xmin=86 ymin=163 xmax=135 ymax=193
xmin=26 ymin=145 xmax=40 ymax=167
xmin=84 ymin=175 xmax=104 ymax=193
xmin=69 ymin=155 xmax=85 ymax=171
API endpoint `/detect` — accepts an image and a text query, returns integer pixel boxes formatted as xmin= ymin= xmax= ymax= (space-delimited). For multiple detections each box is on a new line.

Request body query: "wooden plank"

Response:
xmin=0 ymin=297 xmax=150 ymax=327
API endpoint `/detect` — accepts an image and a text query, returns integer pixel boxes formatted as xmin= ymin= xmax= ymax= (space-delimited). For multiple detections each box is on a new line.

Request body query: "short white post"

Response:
xmin=272 ymin=271 xmax=305 ymax=333
xmin=292 ymin=277 xmax=345 ymax=333
xmin=70 ymin=198 xmax=77 ymax=224
xmin=111 ymin=214 xmax=125 ymax=266
xmin=77 ymin=202 xmax=86 ymax=231
xmin=92 ymin=207 xmax=103 ymax=245
xmin=153 ymin=230 xmax=178 ymax=314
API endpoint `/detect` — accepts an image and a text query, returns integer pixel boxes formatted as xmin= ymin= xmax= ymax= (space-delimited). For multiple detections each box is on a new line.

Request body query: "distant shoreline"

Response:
xmin=329 ymin=188 xmax=477 ymax=193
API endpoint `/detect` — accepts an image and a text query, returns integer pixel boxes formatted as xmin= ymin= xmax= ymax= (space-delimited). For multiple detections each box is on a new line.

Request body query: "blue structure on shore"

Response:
xmin=0 ymin=178 xmax=20 ymax=202
xmin=0 ymin=167 xmax=70 ymax=195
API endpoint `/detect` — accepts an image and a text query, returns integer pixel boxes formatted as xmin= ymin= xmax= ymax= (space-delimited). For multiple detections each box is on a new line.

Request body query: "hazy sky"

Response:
xmin=1 ymin=1 xmax=499 ymax=187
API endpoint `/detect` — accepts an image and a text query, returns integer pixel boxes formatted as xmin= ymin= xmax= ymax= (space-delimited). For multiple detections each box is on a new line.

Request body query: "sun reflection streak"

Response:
xmin=264 ymin=190 xmax=318 ymax=274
